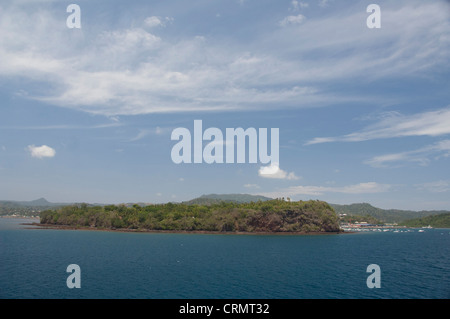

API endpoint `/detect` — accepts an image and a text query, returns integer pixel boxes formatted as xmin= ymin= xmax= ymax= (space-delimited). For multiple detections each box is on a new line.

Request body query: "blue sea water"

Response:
xmin=0 ymin=218 xmax=448 ymax=299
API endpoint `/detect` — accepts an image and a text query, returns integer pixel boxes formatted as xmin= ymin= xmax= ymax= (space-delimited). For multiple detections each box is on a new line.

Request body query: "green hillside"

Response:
xmin=399 ymin=213 xmax=450 ymax=228
xmin=183 ymin=193 xmax=272 ymax=205
xmin=40 ymin=199 xmax=341 ymax=233
xmin=330 ymin=203 xmax=449 ymax=223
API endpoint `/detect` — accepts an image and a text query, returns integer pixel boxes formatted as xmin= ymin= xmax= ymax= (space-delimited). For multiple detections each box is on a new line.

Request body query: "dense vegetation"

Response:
xmin=40 ymin=199 xmax=341 ymax=233
xmin=330 ymin=203 xmax=449 ymax=223
xmin=339 ymin=214 xmax=383 ymax=225
xmin=399 ymin=213 xmax=450 ymax=228
xmin=183 ymin=194 xmax=272 ymax=205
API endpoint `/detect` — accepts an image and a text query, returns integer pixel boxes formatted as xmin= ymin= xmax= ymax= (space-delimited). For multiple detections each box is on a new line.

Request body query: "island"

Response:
xmin=39 ymin=199 xmax=341 ymax=234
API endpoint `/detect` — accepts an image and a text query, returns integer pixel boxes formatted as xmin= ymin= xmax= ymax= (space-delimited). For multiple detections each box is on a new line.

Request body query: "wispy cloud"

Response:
xmin=290 ymin=1 xmax=308 ymax=11
xmin=129 ymin=129 xmax=152 ymax=142
xmin=144 ymin=16 xmax=174 ymax=28
xmin=0 ymin=1 xmax=448 ymax=116
xmin=365 ymin=139 xmax=450 ymax=168
xmin=279 ymin=14 xmax=306 ymax=27
xmin=415 ymin=180 xmax=450 ymax=193
xmin=306 ymin=107 xmax=450 ymax=145
xmin=261 ymin=182 xmax=391 ymax=198
xmin=129 ymin=126 xmax=172 ymax=141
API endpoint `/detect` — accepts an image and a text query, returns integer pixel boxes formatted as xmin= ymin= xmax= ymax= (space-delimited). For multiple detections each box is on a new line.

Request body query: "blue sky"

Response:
xmin=0 ymin=0 xmax=449 ymax=210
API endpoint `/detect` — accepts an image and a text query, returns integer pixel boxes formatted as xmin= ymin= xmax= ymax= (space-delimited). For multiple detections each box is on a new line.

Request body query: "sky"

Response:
xmin=0 ymin=0 xmax=449 ymax=210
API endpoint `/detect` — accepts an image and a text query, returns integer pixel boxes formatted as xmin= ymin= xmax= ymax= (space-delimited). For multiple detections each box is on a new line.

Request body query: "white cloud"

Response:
xmin=279 ymin=14 xmax=305 ymax=27
xmin=258 ymin=164 xmax=299 ymax=180
xmin=291 ymin=1 xmax=308 ymax=11
xmin=261 ymin=182 xmax=391 ymax=198
xmin=244 ymin=183 xmax=260 ymax=189
xmin=27 ymin=145 xmax=56 ymax=159
xmin=365 ymin=139 xmax=450 ymax=168
xmin=144 ymin=16 xmax=173 ymax=28
xmin=307 ymin=107 xmax=450 ymax=145
xmin=144 ymin=16 xmax=163 ymax=28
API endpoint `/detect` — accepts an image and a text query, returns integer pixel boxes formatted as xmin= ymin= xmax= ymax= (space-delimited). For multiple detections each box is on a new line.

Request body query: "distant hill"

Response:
xmin=19 ymin=198 xmax=57 ymax=207
xmin=2 ymin=195 xmax=449 ymax=224
xmin=183 ymin=194 xmax=272 ymax=205
xmin=0 ymin=198 xmax=69 ymax=217
xmin=330 ymin=203 xmax=450 ymax=223
xmin=0 ymin=198 xmax=64 ymax=207
xmin=399 ymin=212 xmax=450 ymax=228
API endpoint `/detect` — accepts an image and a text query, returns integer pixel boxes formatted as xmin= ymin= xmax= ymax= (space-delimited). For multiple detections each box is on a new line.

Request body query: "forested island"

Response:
xmin=39 ymin=199 xmax=341 ymax=234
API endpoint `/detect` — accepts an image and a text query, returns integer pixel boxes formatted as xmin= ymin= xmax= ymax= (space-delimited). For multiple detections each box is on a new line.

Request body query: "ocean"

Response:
xmin=0 ymin=218 xmax=448 ymax=299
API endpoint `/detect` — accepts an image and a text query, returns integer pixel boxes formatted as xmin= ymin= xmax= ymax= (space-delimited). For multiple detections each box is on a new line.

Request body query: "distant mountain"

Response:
xmin=0 ymin=198 xmax=66 ymax=207
xmin=21 ymin=198 xmax=53 ymax=206
xmin=0 ymin=198 xmax=70 ymax=217
xmin=183 ymin=193 xmax=272 ymax=205
xmin=399 ymin=212 xmax=450 ymax=228
xmin=2 ymin=195 xmax=448 ymax=224
xmin=330 ymin=203 xmax=450 ymax=223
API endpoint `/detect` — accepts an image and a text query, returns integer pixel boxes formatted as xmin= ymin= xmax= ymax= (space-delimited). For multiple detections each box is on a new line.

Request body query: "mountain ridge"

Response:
xmin=330 ymin=202 xmax=449 ymax=223
xmin=2 ymin=195 xmax=450 ymax=224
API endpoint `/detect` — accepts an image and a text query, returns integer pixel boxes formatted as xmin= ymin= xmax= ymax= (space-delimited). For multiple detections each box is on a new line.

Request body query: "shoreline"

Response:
xmin=26 ymin=222 xmax=346 ymax=236
xmin=0 ymin=216 xmax=39 ymax=220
